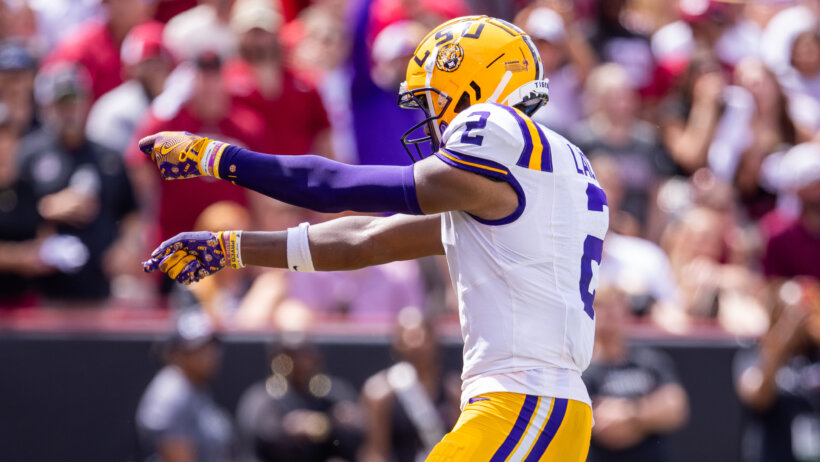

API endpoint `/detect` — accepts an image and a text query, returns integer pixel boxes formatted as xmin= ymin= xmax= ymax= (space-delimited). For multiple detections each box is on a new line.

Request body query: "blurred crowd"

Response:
xmin=1 ymin=0 xmax=820 ymax=460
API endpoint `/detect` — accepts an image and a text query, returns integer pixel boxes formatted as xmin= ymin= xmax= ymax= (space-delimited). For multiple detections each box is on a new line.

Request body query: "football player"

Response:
xmin=140 ymin=16 xmax=608 ymax=461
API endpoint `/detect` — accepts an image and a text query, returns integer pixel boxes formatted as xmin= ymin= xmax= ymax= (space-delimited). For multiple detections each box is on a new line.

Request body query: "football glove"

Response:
xmin=143 ymin=231 xmax=228 ymax=285
xmin=139 ymin=131 xmax=231 ymax=180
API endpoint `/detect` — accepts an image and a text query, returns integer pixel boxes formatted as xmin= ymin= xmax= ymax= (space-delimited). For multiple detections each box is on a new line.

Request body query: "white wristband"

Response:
xmin=286 ymin=222 xmax=315 ymax=272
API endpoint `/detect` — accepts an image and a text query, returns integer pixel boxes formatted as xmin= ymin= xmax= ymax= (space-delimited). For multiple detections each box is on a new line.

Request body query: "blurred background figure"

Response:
xmin=86 ymin=21 xmax=174 ymax=155
xmin=17 ymin=63 xmax=138 ymax=303
xmin=188 ymin=201 xmax=254 ymax=326
xmin=285 ymin=5 xmax=356 ymax=162
xmin=129 ymin=49 xmax=263 ymax=271
xmin=780 ymin=29 xmax=820 ymax=104
xmin=136 ymin=309 xmax=234 ymax=462
xmin=360 ymin=307 xmax=460 ymax=462
xmin=588 ymin=0 xmax=656 ymax=98
xmin=224 ymin=0 xmax=332 ymax=157
xmin=735 ymin=280 xmax=820 ymax=462
xmin=516 ymin=2 xmax=596 ymax=136
xmin=660 ymin=51 xmax=728 ymax=175
xmin=236 ymin=334 xmax=363 ymax=461
xmin=762 ymin=142 xmax=820 ymax=283
xmin=45 ymin=0 xmax=158 ymax=102
xmin=0 ymin=42 xmax=39 ymax=136
xmin=583 ymin=287 xmax=690 ymax=462
xmin=0 ymin=102 xmax=49 ymax=308
xmin=573 ymin=63 xmax=674 ymax=238
xmin=163 ymin=0 xmax=237 ymax=63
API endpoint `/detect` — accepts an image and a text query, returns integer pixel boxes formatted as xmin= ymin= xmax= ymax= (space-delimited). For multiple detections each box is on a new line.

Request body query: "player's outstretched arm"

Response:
xmin=142 ymin=214 xmax=443 ymax=284
xmin=138 ymin=132 xmax=518 ymax=220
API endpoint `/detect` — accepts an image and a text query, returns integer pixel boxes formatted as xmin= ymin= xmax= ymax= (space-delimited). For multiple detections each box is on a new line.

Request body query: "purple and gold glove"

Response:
xmin=143 ymin=231 xmax=239 ymax=285
xmin=139 ymin=131 xmax=231 ymax=180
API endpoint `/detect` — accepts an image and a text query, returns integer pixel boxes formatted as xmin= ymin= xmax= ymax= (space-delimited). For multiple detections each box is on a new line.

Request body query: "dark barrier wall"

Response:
xmin=0 ymin=333 xmax=746 ymax=462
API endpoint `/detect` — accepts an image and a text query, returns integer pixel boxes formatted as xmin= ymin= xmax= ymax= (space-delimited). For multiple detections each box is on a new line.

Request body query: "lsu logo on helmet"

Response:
xmin=436 ymin=43 xmax=464 ymax=72
xmin=398 ymin=15 xmax=549 ymax=161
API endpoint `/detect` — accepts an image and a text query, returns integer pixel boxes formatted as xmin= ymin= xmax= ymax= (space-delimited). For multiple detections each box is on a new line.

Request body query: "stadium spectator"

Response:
xmin=86 ymin=21 xmax=174 ymax=155
xmin=17 ymin=63 xmax=138 ymax=302
xmin=760 ymin=0 xmax=819 ymax=77
xmin=572 ymin=63 xmax=674 ymax=237
xmin=587 ymin=0 xmax=656 ymax=97
xmin=136 ymin=310 xmax=234 ymax=462
xmin=663 ymin=201 xmax=768 ymax=333
xmin=45 ymin=0 xmax=157 ymax=102
xmin=718 ymin=58 xmax=808 ymax=220
xmin=762 ymin=142 xmax=820 ymax=283
xmin=224 ymin=0 xmax=332 ymax=157
xmin=188 ymin=201 xmax=254 ymax=326
xmin=286 ymin=6 xmax=356 ymax=162
xmin=360 ymin=307 xmax=460 ymax=462
xmin=236 ymin=335 xmax=363 ymax=461
xmin=0 ymin=103 xmax=49 ymax=308
xmin=583 ymin=286 xmax=689 ymax=462
xmin=735 ymin=280 xmax=820 ymax=462
xmin=129 ymin=50 xmax=263 ymax=252
xmin=517 ymin=3 xmax=596 ymax=136
xmin=651 ymin=0 xmax=759 ymax=76
xmin=780 ymin=29 xmax=820 ymax=102
xmin=660 ymin=51 xmax=727 ymax=175
xmin=163 ymin=0 xmax=237 ymax=63
xmin=0 ymin=42 xmax=39 ymax=136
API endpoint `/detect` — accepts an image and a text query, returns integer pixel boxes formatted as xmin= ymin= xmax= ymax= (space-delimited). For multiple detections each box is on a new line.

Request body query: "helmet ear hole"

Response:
xmin=454 ymin=91 xmax=471 ymax=114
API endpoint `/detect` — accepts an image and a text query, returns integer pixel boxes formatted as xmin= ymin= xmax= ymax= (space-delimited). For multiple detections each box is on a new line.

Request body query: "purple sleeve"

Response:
xmin=217 ymin=145 xmax=423 ymax=215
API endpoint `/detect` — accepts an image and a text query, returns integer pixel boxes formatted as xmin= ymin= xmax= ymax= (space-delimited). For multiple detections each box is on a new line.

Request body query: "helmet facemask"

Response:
xmin=398 ymin=84 xmax=452 ymax=162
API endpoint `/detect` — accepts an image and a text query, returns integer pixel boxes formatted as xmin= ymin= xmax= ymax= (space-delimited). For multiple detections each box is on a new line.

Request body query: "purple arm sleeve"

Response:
xmin=217 ymin=146 xmax=423 ymax=215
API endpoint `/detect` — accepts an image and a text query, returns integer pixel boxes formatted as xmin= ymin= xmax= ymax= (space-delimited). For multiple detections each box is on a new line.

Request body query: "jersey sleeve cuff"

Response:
xmin=434 ymin=148 xmax=526 ymax=225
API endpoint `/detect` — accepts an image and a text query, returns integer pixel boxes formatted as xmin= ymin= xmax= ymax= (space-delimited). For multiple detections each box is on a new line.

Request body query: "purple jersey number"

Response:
xmin=579 ymin=183 xmax=607 ymax=320
xmin=460 ymin=111 xmax=490 ymax=146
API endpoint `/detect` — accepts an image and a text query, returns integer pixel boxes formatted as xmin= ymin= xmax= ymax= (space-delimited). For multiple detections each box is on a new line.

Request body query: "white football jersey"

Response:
xmin=435 ymin=102 xmax=609 ymax=408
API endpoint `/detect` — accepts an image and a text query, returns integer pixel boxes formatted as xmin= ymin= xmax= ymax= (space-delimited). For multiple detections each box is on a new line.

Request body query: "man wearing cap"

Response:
xmin=86 ymin=21 xmax=174 ymax=155
xmin=136 ymin=310 xmax=234 ymax=462
xmin=128 ymin=50 xmax=264 ymax=267
xmin=17 ymin=63 xmax=138 ymax=302
xmin=45 ymin=0 xmax=157 ymax=102
xmin=223 ymin=0 xmax=332 ymax=157
xmin=0 ymin=42 xmax=38 ymax=136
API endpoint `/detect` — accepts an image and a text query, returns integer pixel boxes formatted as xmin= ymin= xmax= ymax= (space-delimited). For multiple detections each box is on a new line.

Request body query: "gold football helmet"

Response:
xmin=399 ymin=15 xmax=550 ymax=160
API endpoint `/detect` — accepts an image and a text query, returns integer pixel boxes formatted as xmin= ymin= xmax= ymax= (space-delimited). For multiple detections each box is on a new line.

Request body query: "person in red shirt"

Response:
xmin=762 ymin=142 xmax=820 ymax=283
xmin=129 ymin=52 xmax=265 ymax=249
xmin=46 ymin=0 xmax=157 ymax=102
xmin=223 ymin=0 xmax=331 ymax=157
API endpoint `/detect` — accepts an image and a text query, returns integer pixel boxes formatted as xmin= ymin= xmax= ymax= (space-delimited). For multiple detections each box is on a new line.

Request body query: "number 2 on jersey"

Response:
xmin=460 ymin=111 xmax=490 ymax=146
xmin=579 ymin=183 xmax=607 ymax=320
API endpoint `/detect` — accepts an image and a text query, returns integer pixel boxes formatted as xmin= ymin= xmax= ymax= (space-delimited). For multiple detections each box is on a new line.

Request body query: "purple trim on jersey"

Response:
xmin=523 ymin=398 xmax=568 ymax=462
xmin=435 ymin=148 xmax=526 ymax=226
xmin=490 ymin=394 xmax=538 ymax=462
xmin=217 ymin=145 xmax=423 ymax=215
xmin=489 ymin=103 xmax=533 ymax=167
xmin=532 ymin=122 xmax=553 ymax=172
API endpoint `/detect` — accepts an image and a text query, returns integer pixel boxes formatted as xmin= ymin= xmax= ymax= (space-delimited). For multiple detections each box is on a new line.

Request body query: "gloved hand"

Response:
xmin=143 ymin=231 xmax=228 ymax=285
xmin=138 ymin=131 xmax=230 ymax=180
